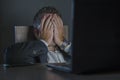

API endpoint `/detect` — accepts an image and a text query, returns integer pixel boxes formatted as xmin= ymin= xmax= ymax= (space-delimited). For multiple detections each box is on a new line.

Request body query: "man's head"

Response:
xmin=33 ymin=6 xmax=65 ymax=48
xmin=33 ymin=6 xmax=61 ymax=30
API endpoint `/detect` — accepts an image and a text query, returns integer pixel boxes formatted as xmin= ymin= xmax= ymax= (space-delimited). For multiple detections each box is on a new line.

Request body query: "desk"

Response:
xmin=0 ymin=64 xmax=120 ymax=80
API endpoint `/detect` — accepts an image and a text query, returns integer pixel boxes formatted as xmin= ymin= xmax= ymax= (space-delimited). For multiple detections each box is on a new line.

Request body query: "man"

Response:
xmin=4 ymin=7 xmax=71 ymax=66
xmin=33 ymin=6 xmax=71 ymax=63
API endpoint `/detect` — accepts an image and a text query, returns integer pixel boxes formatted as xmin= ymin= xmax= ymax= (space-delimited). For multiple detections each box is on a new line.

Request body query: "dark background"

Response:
xmin=0 ymin=0 xmax=73 ymax=63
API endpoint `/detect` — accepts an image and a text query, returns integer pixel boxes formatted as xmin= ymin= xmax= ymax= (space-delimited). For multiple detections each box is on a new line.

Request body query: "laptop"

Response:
xmin=47 ymin=63 xmax=72 ymax=72
xmin=47 ymin=0 xmax=120 ymax=74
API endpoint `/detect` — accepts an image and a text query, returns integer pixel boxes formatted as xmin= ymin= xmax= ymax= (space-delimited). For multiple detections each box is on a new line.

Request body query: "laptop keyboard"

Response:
xmin=46 ymin=63 xmax=72 ymax=72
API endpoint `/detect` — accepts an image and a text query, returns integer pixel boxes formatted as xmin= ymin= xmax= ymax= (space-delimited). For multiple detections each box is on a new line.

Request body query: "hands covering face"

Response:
xmin=40 ymin=14 xmax=64 ymax=46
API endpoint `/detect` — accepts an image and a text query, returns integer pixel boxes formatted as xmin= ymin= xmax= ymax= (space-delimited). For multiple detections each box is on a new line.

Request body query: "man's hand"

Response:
xmin=40 ymin=15 xmax=54 ymax=45
xmin=52 ymin=14 xmax=65 ymax=46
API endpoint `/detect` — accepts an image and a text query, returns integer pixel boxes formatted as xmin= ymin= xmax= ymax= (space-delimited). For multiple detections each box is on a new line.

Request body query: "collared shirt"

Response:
xmin=40 ymin=40 xmax=71 ymax=63
xmin=47 ymin=50 xmax=66 ymax=63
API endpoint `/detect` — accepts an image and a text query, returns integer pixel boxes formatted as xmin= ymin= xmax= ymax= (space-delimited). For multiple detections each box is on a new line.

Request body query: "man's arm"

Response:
xmin=4 ymin=40 xmax=48 ymax=65
xmin=58 ymin=40 xmax=72 ymax=64
xmin=59 ymin=40 xmax=72 ymax=56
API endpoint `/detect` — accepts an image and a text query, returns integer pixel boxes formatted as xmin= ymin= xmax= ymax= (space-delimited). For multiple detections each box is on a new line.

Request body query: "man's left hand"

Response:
xmin=52 ymin=14 xmax=64 ymax=46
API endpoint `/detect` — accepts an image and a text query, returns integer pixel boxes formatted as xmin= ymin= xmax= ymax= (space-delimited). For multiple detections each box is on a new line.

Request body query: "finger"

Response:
xmin=40 ymin=14 xmax=50 ymax=32
xmin=49 ymin=24 xmax=54 ymax=40
xmin=51 ymin=24 xmax=54 ymax=32
xmin=55 ymin=15 xmax=61 ymax=26
xmin=54 ymin=15 xmax=64 ymax=32
xmin=47 ymin=22 xmax=53 ymax=30
xmin=52 ymin=24 xmax=55 ymax=41
xmin=44 ymin=15 xmax=52 ymax=30
xmin=53 ymin=14 xmax=59 ymax=26
xmin=52 ymin=21 xmax=57 ymax=32
xmin=57 ymin=16 xmax=64 ymax=33
xmin=53 ymin=18 xmax=60 ymax=32
xmin=41 ymin=15 xmax=47 ymax=31
xmin=52 ymin=23 xmax=55 ymax=32
xmin=58 ymin=16 xmax=63 ymax=26
xmin=48 ymin=16 xmax=54 ymax=30
xmin=56 ymin=15 xmax=64 ymax=30
xmin=41 ymin=14 xmax=50 ymax=31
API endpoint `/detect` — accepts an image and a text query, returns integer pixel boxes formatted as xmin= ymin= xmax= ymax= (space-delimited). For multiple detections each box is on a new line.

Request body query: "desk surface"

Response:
xmin=0 ymin=64 xmax=120 ymax=80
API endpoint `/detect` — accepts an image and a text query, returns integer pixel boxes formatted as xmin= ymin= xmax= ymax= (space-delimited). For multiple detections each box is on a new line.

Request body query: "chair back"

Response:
xmin=14 ymin=25 xmax=69 ymax=43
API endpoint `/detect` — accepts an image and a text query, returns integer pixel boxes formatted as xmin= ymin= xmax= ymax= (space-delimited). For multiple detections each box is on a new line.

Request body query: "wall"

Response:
xmin=0 ymin=0 xmax=74 ymax=63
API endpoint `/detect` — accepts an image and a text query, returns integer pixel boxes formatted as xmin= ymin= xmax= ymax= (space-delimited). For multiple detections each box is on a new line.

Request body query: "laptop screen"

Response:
xmin=72 ymin=0 xmax=120 ymax=73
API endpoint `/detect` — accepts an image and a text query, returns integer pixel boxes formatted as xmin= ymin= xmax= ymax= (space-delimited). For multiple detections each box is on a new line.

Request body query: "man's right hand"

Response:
xmin=40 ymin=14 xmax=54 ymax=45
